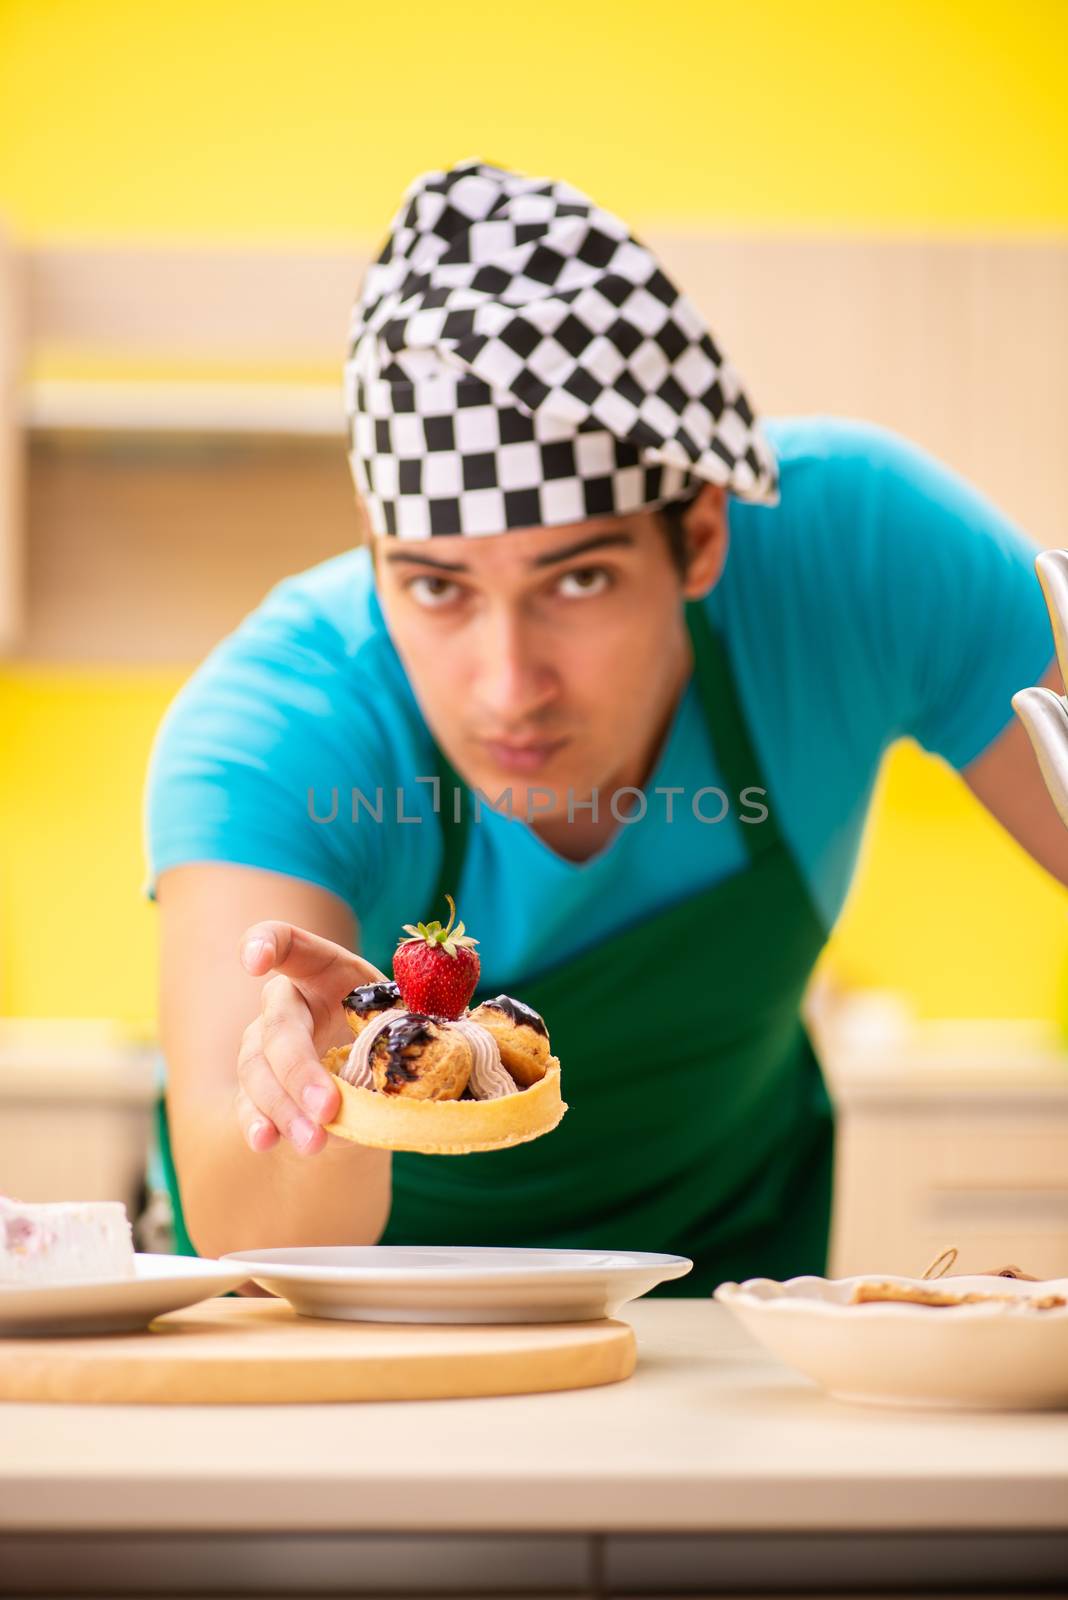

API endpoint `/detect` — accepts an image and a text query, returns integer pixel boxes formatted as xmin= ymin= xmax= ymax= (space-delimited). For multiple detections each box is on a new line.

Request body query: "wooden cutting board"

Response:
xmin=0 ymin=1298 xmax=637 ymax=1404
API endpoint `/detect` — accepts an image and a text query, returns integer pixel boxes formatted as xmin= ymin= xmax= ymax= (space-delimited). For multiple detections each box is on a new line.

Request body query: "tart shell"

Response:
xmin=325 ymin=1060 xmax=566 ymax=1154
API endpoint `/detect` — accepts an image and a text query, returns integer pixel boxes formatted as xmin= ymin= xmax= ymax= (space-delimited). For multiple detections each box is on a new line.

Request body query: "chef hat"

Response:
xmin=344 ymin=160 xmax=778 ymax=539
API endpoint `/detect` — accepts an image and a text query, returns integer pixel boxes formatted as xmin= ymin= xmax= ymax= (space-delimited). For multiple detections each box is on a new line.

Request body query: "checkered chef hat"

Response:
xmin=344 ymin=160 xmax=779 ymax=538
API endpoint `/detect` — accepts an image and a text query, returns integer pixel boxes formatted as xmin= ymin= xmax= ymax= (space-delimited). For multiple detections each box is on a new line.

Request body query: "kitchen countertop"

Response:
xmin=3 ymin=1296 xmax=1066 ymax=1595
xmin=4 ymin=1298 xmax=1066 ymax=1534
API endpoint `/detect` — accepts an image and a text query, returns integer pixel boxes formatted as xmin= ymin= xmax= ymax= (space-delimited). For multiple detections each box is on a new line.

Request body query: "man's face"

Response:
xmin=373 ymin=494 xmax=726 ymax=818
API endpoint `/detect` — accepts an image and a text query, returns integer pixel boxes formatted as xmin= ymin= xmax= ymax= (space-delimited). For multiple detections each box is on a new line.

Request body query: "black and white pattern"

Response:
xmin=344 ymin=160 xmax=778 ymax=538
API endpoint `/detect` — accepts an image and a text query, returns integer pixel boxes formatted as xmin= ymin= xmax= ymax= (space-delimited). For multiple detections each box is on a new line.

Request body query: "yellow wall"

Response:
xmin=1 ymin=0 xmax=1066 ymax=239
xmin=0 ymin=671 xmax=180 ymax=1029
xmin=2 ymin=1 xmax=1067 ymax=1025
xmin=827 ymin=744 xmax=1068 ymax=1024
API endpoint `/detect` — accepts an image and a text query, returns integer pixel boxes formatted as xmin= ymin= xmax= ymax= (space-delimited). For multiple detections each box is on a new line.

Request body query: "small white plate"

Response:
xmin=715 ymin=1273 xmax=1068 ymax=1411
xmin=0 ymin=1254 xmax=247 ymax=1337
xmin=221 ymin=1245 xmax=693 ymax=1323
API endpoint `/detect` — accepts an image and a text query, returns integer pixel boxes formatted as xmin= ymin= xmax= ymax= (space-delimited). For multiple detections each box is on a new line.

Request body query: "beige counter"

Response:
xmin=3 ymin=1298 xmax=1066 ymax=1526
xmin=3 ymin=1298 xmax=1065 ymax=1594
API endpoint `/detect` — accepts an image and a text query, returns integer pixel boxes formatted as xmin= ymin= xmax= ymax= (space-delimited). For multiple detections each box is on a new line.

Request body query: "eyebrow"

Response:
xmin=382 ymin=531 xmax=636 ymax=574
xmin=530 ymin=532 xmax=635 ymax=568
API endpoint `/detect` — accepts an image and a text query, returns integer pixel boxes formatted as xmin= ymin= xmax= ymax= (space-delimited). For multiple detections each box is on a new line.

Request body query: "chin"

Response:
xmin=470 ymin=765 xmax=594 ymax=815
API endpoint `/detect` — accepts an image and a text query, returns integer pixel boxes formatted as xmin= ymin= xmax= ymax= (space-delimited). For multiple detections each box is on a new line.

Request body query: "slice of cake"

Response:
xmin=0 ymin=1195 xmax=135 ymax=1286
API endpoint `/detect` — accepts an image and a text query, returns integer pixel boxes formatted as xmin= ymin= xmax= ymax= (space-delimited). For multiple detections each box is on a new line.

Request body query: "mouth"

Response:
xmin=479 ymin=737 xmax=569 ymax=775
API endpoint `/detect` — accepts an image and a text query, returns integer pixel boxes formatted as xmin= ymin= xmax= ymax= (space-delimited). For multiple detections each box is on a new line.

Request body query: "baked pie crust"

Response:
xmin=324 ymin=1059 xmax=566 ymax=1154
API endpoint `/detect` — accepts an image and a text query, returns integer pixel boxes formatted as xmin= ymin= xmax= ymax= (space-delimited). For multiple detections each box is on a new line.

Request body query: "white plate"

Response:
xmin=715 ymin=1273 xmax=1068 ymax=1411
xmin=0 ymin=1254 xmax=247 ymax=1337
xmin=221 ymin=1245 xmax=693 ymax=1323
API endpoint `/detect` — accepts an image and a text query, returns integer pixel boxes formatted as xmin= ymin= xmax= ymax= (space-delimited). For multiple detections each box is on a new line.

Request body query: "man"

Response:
xmin=146 ymin=161 xmax=1067 ymax=1293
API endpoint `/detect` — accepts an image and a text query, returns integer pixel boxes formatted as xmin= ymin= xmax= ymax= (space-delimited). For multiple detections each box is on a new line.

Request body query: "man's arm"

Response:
xmin=963 ymin=659 xmax=1068 ymax=889
xmin=157 ymin=862 xmax=392 ymax=1258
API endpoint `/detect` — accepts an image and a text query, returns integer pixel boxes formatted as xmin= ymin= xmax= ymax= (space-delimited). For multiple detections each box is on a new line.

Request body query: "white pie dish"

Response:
xmin=714 ymin=1273 xmax=1068 ymax=1411
xmin=0 ymin=1254 xmax=246 ymax=1337
xmin=220 ymin=1245 xmax=693 ymax=1323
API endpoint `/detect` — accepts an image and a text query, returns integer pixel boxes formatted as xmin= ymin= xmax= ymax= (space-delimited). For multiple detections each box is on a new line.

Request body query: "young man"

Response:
xmin=146 ymin=161 xmax=1066 ymax=1293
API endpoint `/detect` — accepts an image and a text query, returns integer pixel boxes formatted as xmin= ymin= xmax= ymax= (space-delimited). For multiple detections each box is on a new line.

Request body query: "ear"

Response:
xmin=679 ymin=485 xmax=729 ymax=599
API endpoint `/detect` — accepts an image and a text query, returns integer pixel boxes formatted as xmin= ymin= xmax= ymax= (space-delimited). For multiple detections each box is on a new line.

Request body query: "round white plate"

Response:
xmin=220 ymin=1245 xmax=693 ymax=1323
xmin=715 ymin=1273 xmax=1068 ymax=1411
xmin=0 ymin=1254 xmax=247 ymax=1337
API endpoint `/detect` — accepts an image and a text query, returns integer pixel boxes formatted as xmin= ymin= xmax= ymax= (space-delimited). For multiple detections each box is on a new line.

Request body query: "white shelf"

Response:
xmin=23 ymin=378 xmax=345 ymax=437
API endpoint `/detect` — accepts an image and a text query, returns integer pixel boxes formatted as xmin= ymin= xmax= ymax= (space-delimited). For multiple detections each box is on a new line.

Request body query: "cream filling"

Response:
xmin=338 ymin=1009 xmax=518 ymax=1099
xmin=450 ymin=1017 xmax=518 ymax=1099
xmin=338 ymin=1008 xmax=407 ymax=1087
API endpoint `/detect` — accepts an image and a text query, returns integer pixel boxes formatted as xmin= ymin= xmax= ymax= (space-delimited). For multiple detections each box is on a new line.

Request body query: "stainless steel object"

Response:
xmin=1013 ymin=550 xmax=1068 ymax=825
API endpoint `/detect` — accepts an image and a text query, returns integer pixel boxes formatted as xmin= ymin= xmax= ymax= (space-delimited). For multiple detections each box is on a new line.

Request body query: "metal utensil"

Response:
xmin=1012 ymin=549 xmax=1068 ymax=824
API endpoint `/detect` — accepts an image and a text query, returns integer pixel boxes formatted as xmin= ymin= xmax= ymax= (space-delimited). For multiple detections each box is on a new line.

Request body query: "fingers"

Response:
xmin=239 ymin=920 xmax=385 ymax=987
xmin=260 ymin=973 xmax=341 ymax=1117
xmin=234 ymin=921 xmax=372 ymax=1155
xmin=239 ymin=921 xmax=386 ymax=1027
xmin=237 ymin=1048 xmax=327 ymax=1156
xmin=237 ymin=983 xmax=340 ymax=1155
xmin=235 ymin=1084 xmax=280 ymax=1153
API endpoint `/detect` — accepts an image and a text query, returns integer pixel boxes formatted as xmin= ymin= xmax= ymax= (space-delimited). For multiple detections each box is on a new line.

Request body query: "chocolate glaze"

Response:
xmin=343 ymin=980 xmax=402 ymax=1016
xmin=482 ymin=994 xmax=547 ymax=1037
xmin=374 ymin=1012 xmax=437 ymax=1093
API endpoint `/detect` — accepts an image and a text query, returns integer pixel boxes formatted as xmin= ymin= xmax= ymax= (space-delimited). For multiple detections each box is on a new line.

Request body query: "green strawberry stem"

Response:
xmin=398 ymin=894 xmax=480 ymax=960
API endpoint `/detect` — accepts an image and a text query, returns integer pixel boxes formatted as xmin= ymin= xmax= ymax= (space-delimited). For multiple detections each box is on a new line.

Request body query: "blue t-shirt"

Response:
xmin=144 ymin=416 xmax=1054 ymax=982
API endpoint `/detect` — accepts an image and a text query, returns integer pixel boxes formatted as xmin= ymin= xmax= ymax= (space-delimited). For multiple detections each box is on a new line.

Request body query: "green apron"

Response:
xmin=158 ymin=600 xmax=834 ymax=1292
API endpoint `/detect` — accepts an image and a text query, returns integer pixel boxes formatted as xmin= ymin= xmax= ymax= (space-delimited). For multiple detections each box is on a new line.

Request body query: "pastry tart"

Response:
xmin=326 ymin=1058 xmax=566 ymax=1154
xmin=321 ymin=898 xmax=567 ymax=1155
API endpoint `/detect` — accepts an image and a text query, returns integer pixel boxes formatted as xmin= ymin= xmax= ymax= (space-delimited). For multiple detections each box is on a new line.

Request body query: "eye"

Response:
xmin=406 ymin=575 xmax=463 ymax=609
xmin=556 ymin=566 xmax=612 ymax=599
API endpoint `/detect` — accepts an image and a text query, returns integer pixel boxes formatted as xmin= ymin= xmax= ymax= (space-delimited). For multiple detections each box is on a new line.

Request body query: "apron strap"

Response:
xmin=683 ymin=599 xmax=785 ymax=864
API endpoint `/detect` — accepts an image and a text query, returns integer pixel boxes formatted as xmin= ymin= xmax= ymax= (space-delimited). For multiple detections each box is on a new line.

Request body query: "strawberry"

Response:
xmin=393 ymin=895 xmax=481 ymax=1020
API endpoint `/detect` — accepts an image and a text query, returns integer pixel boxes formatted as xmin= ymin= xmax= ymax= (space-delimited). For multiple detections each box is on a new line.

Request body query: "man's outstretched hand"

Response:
xmin=235 ymin=923 xmax=387 ymax=1156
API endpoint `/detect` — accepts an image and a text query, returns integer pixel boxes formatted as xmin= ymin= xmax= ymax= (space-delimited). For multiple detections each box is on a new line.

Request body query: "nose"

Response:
xmin=472 ymin=606 xmax=559 ymax=726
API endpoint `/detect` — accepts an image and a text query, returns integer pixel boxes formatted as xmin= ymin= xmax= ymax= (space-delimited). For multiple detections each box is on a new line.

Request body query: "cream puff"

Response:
xmin=466 ymin=994 xmax=552 ymax=1088
xmin=320 ymin=1043 xmax=354 ymax=1077
xmin=342 ymin=980 xmax=403 ymax=1037
xmin=370 ymin=1013 xmax=473 ymax=1101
